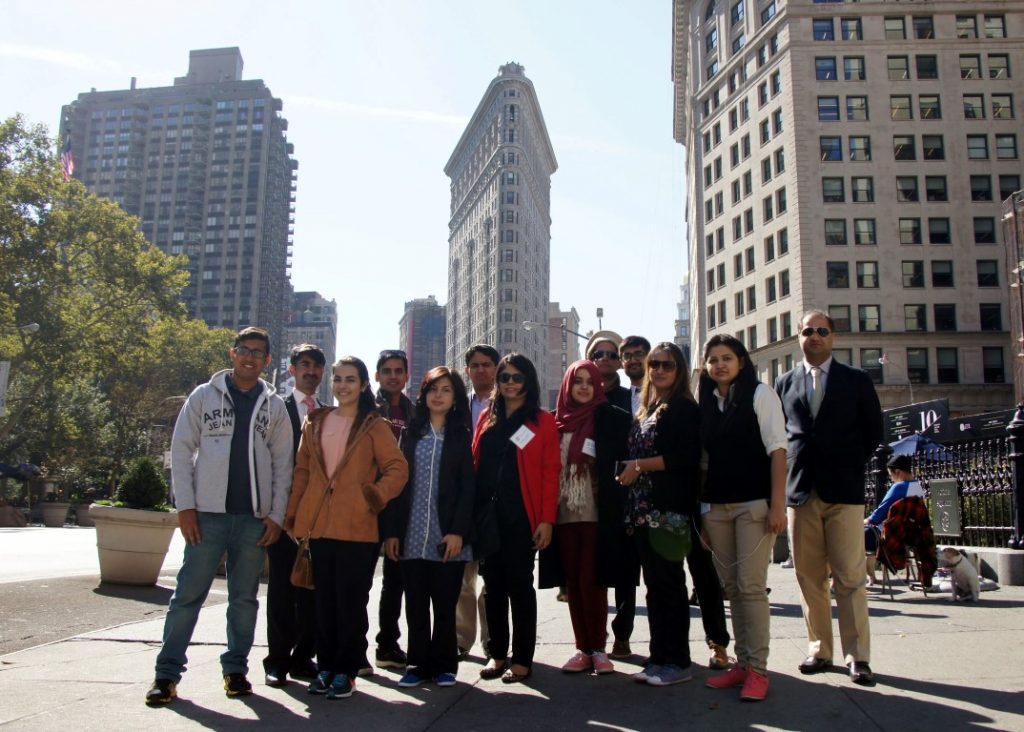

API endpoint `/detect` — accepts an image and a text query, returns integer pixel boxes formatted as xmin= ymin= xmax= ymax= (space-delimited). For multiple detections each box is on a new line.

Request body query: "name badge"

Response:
xmin=510 ymin=425 xmax=536 ymax=449
xmin=582 ymin=438 xmax=597 ymax=457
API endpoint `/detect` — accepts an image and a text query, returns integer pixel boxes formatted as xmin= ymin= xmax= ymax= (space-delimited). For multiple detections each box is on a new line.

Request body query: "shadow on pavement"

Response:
xmin=93 ymin=583 xmax=174 ymax=606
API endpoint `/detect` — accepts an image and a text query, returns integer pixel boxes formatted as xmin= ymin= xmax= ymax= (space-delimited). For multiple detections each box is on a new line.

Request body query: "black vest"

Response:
xmin=703 ymin=387 xmax=772 ymax=504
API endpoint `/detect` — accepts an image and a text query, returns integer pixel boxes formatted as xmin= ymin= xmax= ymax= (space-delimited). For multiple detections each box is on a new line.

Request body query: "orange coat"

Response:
xmin=285 ymin=410 xmax=408 ymax=543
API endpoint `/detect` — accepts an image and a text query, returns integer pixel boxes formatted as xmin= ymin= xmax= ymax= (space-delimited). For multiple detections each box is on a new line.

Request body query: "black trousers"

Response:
xmin=263 ymin=535 xmax=317 ymax=673
xmin=611 ymin=536 xmax=640 ymax=643
xmin=401 ymin=559 xmax=465 ymax=677
xmin=687 ymin=534 xmax=731 ymax=648
xmin=635 ymin=529 xmax=691 ymax=667
xmin=309 ymin=539 xmax=378 ymax=677
xmin=373 ymin=553 xmax=404 ymax=651
xmin=482 ymin=521 xmax=537 ymax=668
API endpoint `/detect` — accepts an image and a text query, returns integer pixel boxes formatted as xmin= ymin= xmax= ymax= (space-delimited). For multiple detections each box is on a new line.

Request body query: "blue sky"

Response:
xmin=1 ymin=0 xmax=687 ymax=367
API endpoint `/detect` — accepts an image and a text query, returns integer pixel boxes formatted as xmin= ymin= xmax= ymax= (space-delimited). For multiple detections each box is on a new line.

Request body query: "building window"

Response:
xmin=956 ymin=15 xmax=978 ymax=39
xmin=780 ymin=269 xmax=790 ymax=297
xmin=989 ymin=54 xmax=1010 ymax=80
xmin=861 ymin=348 xmax=883 ymax=384
xmin=817 ymin=96 xmax=840 ymax=121
xmin=984 ymin=15 xmax=1006 ymax=39
xmin=894 ymin=135 xmax=916 ymax=161
xmin=913 ymin=17 xmax=934 ymax=40
xmin=763 ymin=195 xmax=774 ymax=222
xmin=974 ymin=218 xmax=996 ymax=244
xmin=813 ymin=18 xmax=834 ymax=41
xmin=766 ymin=277 xmax=777 ymax=304
xmin=980 ymin=304 xmax=1002 ymax=331
xmin=779 ymin=227 xmax=788 ymax=255
xmin=928 ymin=218 xmax=951 ymax=244
xmin=993 ymin=94 xmax=1014 ymax=120
xmin=825 ymin=219 xmax=848 ymax=246
xmin=764 ymin=234 xmax=775 ymax=261
xmin=907 ymin=348 xmax=930 ymax=384
xmin=846 ymin=96 xmax=868 ymax=121
xmin=960 ymin=55 xmax=982 ymax=80
xmin=843 ymin=56 xmax=865 ymax=81
xmin=983 ymin=347 xmax=1005 ymax=383
xmin=904 ymin=304 xmax=927 ymax=332
xmin=772 ymin=109 xmax=783 ymax=134
xmin=899 ymin=218 xmax=922 ymax=245
xmin=919 ymin=95 xmax=941 ymax=120
xmin=706 ymin=28 xmax=719 ymax=52
xmin=851 ymin=177 xmax=874 ymax=203
xmin=902 ymin=261 xmax=924 ymax=288
xmin=827 ymin=261 xmax=849 ymax=288
xmin=896 ymin=176 xmax=919 ymax=202
xmin=1000 ymin=175 xmax=1021 ymax=201
xmin=841 ymin=18 xmax=862 ymax=41
xmin=966 ymin=135 xmax=989 ymax=160
xmin=731 ymin=0 xmax=743 ymax=25
xmin=934 ymin=304 xmax=956 ymax=332
xmin=922 ymin=135 xmax=945 ymax=160
xmin=884 ymin=17 xmax=906 ymax=40
xmin=815 ymin=57 xmax=837 ymax=81
xmin=849 ymin=135 xmax=871 ymax=161
xmin=931 ymin=260 xmax=954 ymax=287
xmin=925 ymin=176 xmax=948 ymax=202
xmin=970 ymin=175 xmax=992 ymax=201
xmin=768 ymin=317 xmax=778 ymax=343
xmin=820 ymin=136 xmax=842 ymax=162
xmin=916 ymin=56 xmax=939 ymax=80
xmin=859 ymin=305 xmax=880 ymax=332
xmin=822 ymin=177 xmax=845 ymax=203
xmin=856 ymin=261 xmax=878 ymax=288
xmin=760 ymin=1 xmax=776 ymax=25
xmin=829 ymin=305 xmax=851 ymax=332
xmin=854 ymin=219 xmax=876 ymax=245
xmin=996 ymin=134 xmax=1018 ymax=160
xmin=887 ymin=56 xmax=909 ymax=81
xmin=890 ymin=95 xmax=912 ymax=121
xmin=977 ymin=260 xmax=999 ymax=287
xmin=964 ymin=94 xmax=985 ymax=119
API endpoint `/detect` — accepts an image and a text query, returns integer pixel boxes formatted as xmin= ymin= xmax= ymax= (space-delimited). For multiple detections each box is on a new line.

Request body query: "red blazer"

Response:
xmin=472 ymin=407 xmax=560 ymax=533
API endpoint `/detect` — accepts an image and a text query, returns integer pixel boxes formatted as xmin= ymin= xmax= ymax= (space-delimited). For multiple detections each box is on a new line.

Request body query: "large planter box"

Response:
xmin=89 ymin=504 xmax=179 ymax=585
xmin=41 ymin=502 xmax=71 ymax=527
xmin=72 ymin=503 xmax=95 ymax=527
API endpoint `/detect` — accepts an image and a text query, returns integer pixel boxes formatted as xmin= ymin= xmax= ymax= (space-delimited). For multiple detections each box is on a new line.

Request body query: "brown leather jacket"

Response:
xmin=284 ymin=409 xmax=408 ymax=543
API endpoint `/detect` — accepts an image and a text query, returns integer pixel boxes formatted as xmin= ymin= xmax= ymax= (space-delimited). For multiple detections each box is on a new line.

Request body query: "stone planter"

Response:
xmin=41 ymin=502 xmax=71 ymax=527
xmin=72 ymin=503 xmax=95 ymax=527
xmin=89 ymin=504 xmax=179 ymax=585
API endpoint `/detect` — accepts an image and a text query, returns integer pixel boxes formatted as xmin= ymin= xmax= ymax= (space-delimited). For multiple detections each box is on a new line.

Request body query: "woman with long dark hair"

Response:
xmin=381 ymin=367 xmax=475 ymax=688
xmin=552 ymin=360 xmax=631 ymax=675
xmin=698 ymin=334 xmax=787 ymax=701
xmin=616 ymin=342 xmax=702 ymax=687
xmin=284 ymin=356 xmax=408 ymax=700
xmin=472 ymin=353 xmax=560 ymax=684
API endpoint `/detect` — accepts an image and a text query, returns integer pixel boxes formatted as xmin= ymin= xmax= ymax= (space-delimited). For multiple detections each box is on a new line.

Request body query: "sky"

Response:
xmin=0 ymin=0 xmax=688 ymax=368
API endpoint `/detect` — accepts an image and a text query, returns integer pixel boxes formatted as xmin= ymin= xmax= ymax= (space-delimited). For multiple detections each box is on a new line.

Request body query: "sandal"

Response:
xmin=501 ymin=666 xmax=532 ymax=684
xmin=479 ymin=660 xmax=509 ymax=680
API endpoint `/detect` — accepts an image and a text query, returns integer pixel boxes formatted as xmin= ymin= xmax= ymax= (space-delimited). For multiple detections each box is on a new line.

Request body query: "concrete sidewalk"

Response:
xmin=1 ymin=547 xmax=1022 ymax=731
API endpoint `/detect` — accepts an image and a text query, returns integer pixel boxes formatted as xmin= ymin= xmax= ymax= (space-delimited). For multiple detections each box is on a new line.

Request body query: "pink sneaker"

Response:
xmin=591 ymin=652 xmax=614 ymax=675
xmin=706 ymin=665 xmax=748 ymax=689
xmin=739 ymin=669 xmax=769 ymax=701
xmin=561 ymin=651 xmax=593 ymax=673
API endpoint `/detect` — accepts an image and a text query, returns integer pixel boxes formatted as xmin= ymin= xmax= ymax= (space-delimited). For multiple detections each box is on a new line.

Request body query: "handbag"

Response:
xmin=290 ymin=536 xmax=315 ymax=589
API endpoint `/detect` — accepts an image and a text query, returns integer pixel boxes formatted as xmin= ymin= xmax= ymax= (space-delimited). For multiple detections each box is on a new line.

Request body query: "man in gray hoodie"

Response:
xmin=146 ymin=326 xmax=294 ymax=706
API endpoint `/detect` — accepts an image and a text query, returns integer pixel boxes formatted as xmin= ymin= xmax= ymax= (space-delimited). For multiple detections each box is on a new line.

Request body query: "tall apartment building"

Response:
xmin=60 ymin=48 xmax=298 ymax=362
xmin=544 ymin=302 xmax=582 ymax=407
xmin=445 ymin=63 xmax=558 ymax=397
xmin=399 ymin=296 xmax=447 ymax=389
xmin=673 ymin=0 xmax=1020 ymax=414
xmin=283 ymin=291 xmax=337 ymax=404
xmin=675 ymin=278 xmax=693 ymax=365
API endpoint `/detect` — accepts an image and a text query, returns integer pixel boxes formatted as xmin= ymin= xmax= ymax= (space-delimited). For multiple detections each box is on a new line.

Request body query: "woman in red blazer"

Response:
xmin=472 ymin=353 xmax=560 ymax=684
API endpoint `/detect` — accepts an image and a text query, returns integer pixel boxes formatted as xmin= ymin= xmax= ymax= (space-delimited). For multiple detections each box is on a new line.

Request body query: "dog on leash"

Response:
xmin=937 ymin=547 xmax=980 ymax=602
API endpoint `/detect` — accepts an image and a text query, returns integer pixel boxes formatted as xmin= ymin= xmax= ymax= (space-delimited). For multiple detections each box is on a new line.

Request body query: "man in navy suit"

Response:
xmin=774 ymin=311 xmax=882 ymax=685
xmin=263 ymin=343 xmax=326 ymax=687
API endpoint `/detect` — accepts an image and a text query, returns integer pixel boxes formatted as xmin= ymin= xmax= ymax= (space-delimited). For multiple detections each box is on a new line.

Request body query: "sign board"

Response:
xmin=884 ymin=398 xmax=949 ymax=442
xmin=945 ymin=408 xmax=1017 ymax=441
xmin=928 ymin=478 xmax=961 ymax=537
xmin=0 ymin=361 xmax=9 ymax=418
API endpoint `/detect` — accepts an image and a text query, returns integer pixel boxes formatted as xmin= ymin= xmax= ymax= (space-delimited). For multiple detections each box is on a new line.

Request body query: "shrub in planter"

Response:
xmin=116 ymin=457 xmax=169 ymax=510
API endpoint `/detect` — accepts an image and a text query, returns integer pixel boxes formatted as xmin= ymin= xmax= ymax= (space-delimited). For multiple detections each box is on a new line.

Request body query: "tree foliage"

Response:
xmin=0 ymin=115 xmax=234 ymax=490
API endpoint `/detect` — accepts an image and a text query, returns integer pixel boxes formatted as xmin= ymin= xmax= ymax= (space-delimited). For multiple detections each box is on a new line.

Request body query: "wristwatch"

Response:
xmin=633 ymin=460 xmax=642 ymax=473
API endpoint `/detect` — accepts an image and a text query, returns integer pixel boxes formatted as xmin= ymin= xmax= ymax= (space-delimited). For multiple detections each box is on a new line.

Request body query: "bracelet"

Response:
xmin=633 ymin=459 xmax=642 ymax=473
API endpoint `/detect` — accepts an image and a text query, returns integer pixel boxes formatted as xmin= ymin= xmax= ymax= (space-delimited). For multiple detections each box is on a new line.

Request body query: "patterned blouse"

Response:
xmin=624 ymin=409 xmax=659 ymax=530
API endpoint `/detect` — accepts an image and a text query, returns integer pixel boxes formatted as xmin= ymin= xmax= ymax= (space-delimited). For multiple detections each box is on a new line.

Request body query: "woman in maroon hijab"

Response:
xmin=553 ymin=360 xmax=632 ymax=676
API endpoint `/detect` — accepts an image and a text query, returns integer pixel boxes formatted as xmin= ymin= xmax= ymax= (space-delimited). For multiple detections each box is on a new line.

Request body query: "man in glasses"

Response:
xmin=148 ymin=326 xmax=294 ymax=706
xmin=620 ymin=335 xmax=651 ymax=417
xmin=584 ymin=330 xmax=631 ymax=413
xmin=775 ymin=310 xmax=882 ymax=686
xmin=372 ymin=349 xmax=417 ymax=672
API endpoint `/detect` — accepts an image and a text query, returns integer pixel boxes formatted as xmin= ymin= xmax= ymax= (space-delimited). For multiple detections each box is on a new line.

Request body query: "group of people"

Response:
xmin=145 ymin=307 xmax=883 ymax=707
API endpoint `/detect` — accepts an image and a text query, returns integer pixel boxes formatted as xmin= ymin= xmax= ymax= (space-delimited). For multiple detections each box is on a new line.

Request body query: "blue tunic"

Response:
xmin=402 ymin=427 xmax=473 ymax=562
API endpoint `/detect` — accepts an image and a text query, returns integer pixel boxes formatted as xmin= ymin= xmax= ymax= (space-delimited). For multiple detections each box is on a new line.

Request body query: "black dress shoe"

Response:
xmin=798 ymin=656 xmax=831 ymax=674
xmin=289 ymin=660 xmax=318 ymax=681
xmin=849 ymin=661 xmax=874 ymax=685
xmin=265 ymin=669 xmax=287 ymax=687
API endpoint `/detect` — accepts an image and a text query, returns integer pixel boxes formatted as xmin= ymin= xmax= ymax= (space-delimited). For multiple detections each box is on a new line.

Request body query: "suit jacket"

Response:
xmin=606 ymin=385 xmax=632 ymax=415
xmin=774 ymin=359 xmax=882 ymax=506
xmin=285 ymin=393 xmax=323 ymax=456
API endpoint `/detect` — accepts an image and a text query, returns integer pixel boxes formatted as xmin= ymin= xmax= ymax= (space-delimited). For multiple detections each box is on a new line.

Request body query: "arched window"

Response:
xmin=705 ymin=0 xmax=717 ymax=21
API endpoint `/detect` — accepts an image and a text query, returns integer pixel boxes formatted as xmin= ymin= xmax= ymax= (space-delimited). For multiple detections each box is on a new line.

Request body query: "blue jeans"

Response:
xmin=155 ymin=512 xmax=266 ymax=682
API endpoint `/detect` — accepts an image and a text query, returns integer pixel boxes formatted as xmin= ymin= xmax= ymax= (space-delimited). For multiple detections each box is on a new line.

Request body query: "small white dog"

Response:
xmin=937 ymin=546 xmax=980 ymax=602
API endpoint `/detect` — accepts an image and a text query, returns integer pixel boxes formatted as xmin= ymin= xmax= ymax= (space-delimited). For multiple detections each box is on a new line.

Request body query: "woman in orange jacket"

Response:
xmin=284 ymin=356 xmax=408 ymax=700
xmin=472 ymin=353 xmax=560 ymax=684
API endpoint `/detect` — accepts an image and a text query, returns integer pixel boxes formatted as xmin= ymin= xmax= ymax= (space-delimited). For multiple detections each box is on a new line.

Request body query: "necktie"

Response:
xmin=809 ymin=367 xmax=823 ymax=418
xmin=302 ymin=394 xmax=317 ymax=413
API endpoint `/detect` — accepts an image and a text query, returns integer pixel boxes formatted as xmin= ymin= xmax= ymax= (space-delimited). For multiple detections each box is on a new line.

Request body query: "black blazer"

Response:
xmin=381 ymin=425 xmax=475 ymax=547
xmin=606 ymin=385 xmax=632 ymax=415
xmin=285 ymin=393 xmax=322 ymax=456
xmin=774 ymin=359 xmax=883 ymax=506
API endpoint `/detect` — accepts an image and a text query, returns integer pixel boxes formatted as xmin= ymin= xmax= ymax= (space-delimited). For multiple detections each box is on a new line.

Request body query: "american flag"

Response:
xmin=60 ymin=138 xmax=74 ymax=182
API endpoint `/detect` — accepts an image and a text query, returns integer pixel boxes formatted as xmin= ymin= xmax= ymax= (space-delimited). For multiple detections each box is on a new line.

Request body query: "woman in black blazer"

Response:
xmin=617 ymin=342 xmax=702 ymax=687
xmin=382 ymin=367 xmax=475 ymax=689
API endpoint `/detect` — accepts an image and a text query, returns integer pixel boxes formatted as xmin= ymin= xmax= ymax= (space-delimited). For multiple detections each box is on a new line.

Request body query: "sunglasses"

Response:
xmin=648 ymin=359 xmax=678 ymax=372
xmin=498 ymin=372 xmax=526 ymax=384
xmin=234 ymin=345 xmax=267 ymax=360
xmin=591 ymin=350 xmax=620 ymax=361
xmin=800 ymin=327 xmax=831 ymax=338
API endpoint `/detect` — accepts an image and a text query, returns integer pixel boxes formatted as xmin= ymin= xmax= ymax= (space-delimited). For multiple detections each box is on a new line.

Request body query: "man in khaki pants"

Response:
xmin=774 ymin=310 xmax=882 ymax=686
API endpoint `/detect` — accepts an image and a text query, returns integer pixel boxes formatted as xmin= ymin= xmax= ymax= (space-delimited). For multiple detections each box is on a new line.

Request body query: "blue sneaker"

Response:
xmin=308 ymin=670 xmax=333 ymax=695
xmin=632 ymin=664 xmax=660 ymax=683
xmin=398 ymin=672 xmax=426 ymax=688
xmin=646 ymin=663 xmax=693 ymax=687
xmin=326 ymin=673 xmax=354 ymax=699
xmin=434 ymin=672 xmax=457 ymax=687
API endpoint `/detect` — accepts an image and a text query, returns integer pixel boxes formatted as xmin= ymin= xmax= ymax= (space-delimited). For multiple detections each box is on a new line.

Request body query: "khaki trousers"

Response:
xmin=703 ymin=499 xmax=774 ymax=674
xmin=455 ymin=560 xmax=489 ymax=652
xmin=788 ymin=494 xmax=871 ymax=665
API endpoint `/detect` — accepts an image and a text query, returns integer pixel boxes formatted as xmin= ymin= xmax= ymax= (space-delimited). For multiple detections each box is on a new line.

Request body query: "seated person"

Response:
xmin=864 ymin=454 xmax=925 ymax=552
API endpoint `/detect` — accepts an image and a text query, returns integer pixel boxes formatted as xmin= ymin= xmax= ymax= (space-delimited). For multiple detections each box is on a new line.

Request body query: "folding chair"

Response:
xmin=874 ymin=497 xmax=937 ymax=600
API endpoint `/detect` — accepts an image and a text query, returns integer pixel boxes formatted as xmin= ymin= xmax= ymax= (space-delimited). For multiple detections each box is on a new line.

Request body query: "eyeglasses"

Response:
xmin=468 ymin=362 xmax=496 ymax=370
xmin=621 ymin=351 xmax=648 ymax=362
xmin=591 ymin=350 xmax=620 ymax=361
xmin=234 ymin=345 xmax=267 ymax=360
xmin=379 ymin=349 xmax=407 ymax=360
xmin=800 ymin=327 xmax=832 ymax=338
xmin=648 ymin=360 xmax=678 ymax=372
xmin=498 ymin=372 xmax=526 ymax=384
